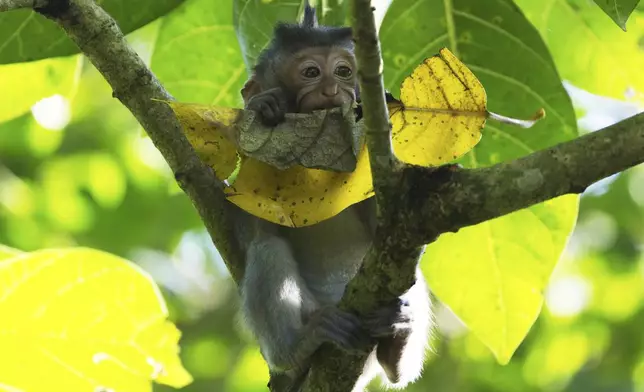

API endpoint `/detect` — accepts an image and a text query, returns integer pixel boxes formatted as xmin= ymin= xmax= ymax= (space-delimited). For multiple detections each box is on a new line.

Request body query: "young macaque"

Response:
xmin=234 ymin=3 xmax=432 ymax=391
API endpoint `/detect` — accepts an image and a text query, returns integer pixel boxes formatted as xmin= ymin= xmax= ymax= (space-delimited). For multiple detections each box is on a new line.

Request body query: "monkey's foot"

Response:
xmin=362 ymin=298 xmax=413 ymax=338
xmin=310 ymin=306 xmax=372 ymax=352
xmin=364 ymin=300 xmax=416 ymax=384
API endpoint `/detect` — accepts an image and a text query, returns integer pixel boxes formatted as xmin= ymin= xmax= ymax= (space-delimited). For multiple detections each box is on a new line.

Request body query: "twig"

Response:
xmin=350 ymin=0 xmax=399 ymax=204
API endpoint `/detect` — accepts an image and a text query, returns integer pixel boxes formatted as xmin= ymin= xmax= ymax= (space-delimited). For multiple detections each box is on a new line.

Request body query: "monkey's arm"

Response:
xmin=241 ymin=232 xmax=370 ymax=372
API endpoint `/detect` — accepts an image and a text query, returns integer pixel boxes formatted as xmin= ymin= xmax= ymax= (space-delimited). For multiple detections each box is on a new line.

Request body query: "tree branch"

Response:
xmin=22 ymin=0 xmax=246 ymax=282
xmin=350 ymin=0 xmax=399 ymax=202
xmin=406 ymin=111 xmax=644 ymax=244
xmin=0 ymin=0 xmax=46 ymax=11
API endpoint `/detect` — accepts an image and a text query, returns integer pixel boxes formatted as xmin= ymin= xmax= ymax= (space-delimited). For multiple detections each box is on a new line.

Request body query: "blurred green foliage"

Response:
xmin=1 ymin=0 xmax=644 ymax=391
xmin=516 ymin=0 xmax=644 ymax=100
xmin=0 ymin=0 xmax=185 ymax=63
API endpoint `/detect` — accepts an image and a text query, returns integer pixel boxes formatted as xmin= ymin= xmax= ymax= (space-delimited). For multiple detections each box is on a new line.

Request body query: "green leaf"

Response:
xmin=0 ymin=247 xmax=192 ymax=390
xmin=380 ymin=0 xmax=579 ymax=364
xmin=152 ymin=0 xmax=246 ymax=106
xmin=233 ymin=0 xmax=300 ymax=71
xmin=592 ymin=0 xmax=640 ymax=30
xmin=514 ymin=0 xmax=644 ymax=99
xmin=152 ymin=0 xmax=348 ymax=106
xmin=0 ymin=0 xmax=185 ymax=64
xmin=319 ymin=0 xmax=350 ymax=26
xmin=0 ymin=55 xmax=79 ymax=123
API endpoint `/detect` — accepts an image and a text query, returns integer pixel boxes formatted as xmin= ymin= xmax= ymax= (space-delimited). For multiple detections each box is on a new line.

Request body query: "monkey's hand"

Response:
xmin=246 ymin=87 xmax=290 ymax=127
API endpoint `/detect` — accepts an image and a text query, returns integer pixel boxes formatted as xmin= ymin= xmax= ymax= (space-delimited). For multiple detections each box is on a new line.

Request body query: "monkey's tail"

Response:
xmin=302 ymin=0 xmax=318 ymax=28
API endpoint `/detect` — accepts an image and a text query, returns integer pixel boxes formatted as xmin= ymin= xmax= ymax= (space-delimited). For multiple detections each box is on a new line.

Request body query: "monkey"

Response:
xmin=232 ymin=3 xmax=432 ymax=391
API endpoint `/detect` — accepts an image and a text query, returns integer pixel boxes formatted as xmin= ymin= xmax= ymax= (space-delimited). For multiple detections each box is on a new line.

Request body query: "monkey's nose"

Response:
xmin=322 ymin=84 xmax=339 ymax=97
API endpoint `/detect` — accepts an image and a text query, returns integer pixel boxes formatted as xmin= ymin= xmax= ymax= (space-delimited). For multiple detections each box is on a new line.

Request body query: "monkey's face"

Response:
xmin=280 ymin=47 xmax=357 ymax=113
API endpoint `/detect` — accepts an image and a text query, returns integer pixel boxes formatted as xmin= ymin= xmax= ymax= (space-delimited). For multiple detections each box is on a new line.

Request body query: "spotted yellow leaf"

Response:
xmin=0 ymin=247 xmax=192 ymax=392
xmin=171 ymin=48 xmax=487 ymax=227
xmin=169 ymin=101 xmax=372 ymax=227
xmin=391 ymin=48 xmax=485 ymax=165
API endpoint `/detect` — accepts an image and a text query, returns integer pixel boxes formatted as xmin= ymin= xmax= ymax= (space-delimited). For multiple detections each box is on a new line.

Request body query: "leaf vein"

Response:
xmin=453 ymin=10 xmax=554 ymax=72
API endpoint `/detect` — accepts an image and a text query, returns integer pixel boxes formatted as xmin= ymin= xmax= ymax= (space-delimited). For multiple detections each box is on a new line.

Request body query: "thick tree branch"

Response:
xmin=19 ymin=0 xmax=246 ymax=282
xmin=406 ymin=111 xmax=644 ymax=244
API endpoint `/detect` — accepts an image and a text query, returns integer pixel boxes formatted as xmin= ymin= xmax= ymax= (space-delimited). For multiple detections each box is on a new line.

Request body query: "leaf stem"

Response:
xmin=487 ymin=108 xmax=546 ymax=129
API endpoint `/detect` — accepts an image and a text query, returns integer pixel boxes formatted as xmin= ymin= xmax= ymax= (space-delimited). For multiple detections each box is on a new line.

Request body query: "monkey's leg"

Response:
xmin=242 ymin=234 xmax=370 ymax=374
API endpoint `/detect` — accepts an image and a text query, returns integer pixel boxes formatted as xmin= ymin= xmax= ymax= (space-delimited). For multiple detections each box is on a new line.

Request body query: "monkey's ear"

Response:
xmin=241 ymin=75 xmax=262 ymax=104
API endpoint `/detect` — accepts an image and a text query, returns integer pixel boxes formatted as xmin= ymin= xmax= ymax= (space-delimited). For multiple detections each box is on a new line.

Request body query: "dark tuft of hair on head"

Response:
xmin=253 ymin=0 xmax=354 ymax=76
xmin=302 ymin=0 xmax=318 ymax=28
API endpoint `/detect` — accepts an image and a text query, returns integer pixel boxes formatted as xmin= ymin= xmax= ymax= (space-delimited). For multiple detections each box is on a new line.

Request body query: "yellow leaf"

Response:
xmin=423 ymin=194 xmax=579 ymax=364
xmin=171 ymin=48 xmax=484 ymax=227
xmin=391 ymin=48 xmax=485 ymax=165
xmin=0 ymin=248 xmax=192 ymax=392
xmin=170 ymin=102 xmax=374 ymax=227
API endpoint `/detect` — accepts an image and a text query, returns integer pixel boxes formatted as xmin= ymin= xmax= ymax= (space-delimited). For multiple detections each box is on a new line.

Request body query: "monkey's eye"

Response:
xmin=301 ymin=66 xmax=321 ymax=78
xmin=334 ymin=66 xmax=353 ymax=78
